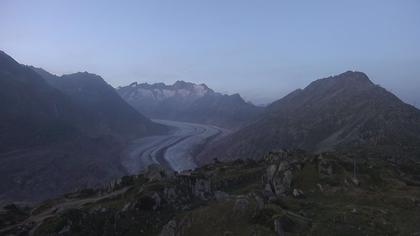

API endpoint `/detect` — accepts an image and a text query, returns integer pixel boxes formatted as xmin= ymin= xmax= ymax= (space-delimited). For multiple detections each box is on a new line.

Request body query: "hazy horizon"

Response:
xmin=1 ymin=0 xmax=419 ymax=106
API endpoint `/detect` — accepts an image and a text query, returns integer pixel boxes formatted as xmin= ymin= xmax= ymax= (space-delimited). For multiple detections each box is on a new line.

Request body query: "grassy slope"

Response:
xmin=1 ymin=151 xmax=420 ymax=235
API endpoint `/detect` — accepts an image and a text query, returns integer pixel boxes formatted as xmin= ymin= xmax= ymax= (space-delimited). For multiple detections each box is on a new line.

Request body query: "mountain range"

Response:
xmin=198 ymin=71 xmax=420 ymax=164
xmin=0 ymin=51 xmax=166 ymax=201
xmin=2 ymin=50 xmax=420 ymax=235
xmin=32 ymin=68 xmax=166 ymax=140
xmin=117 ymin=81 xmax=262 ymax=128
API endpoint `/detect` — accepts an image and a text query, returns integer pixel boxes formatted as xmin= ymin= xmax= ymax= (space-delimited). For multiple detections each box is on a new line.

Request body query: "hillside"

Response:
xmin=2 ymin=150 xmax=420 ymax=235
xmin=198 ymin=71 xmax=420 ymax=164
xmin=33 ymin=68 xmax=166 ymax=140
xmin=0 ymin=51 xmax=83 ymax=152
xmin=0 ymin=51 xmax=165 ymax=202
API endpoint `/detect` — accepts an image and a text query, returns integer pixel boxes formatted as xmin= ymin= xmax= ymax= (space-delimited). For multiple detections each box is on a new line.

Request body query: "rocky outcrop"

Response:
xmin=3 ymin=150 xmax=420 ymax=235
xmin=159 ymin=216 xmax=193 ymax=236
xmin=144 ymin=164 xmax=175 ymax=181
xmin=262 ymin=150 xmax=304 ymax=198
xmin=160 ymin=220 xmax=178 ymax=236
xmin=175 ymin=174 xmax=213 ymax=201
xmin=318 ymin=154 xmax=334 ymax=179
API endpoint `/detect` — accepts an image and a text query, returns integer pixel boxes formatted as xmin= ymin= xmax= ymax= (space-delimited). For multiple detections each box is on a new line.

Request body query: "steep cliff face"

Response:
xmin=199 ymin=71 xmax=420 ymax=163
xmin=3 ymin=150 xmax=420 ymax=235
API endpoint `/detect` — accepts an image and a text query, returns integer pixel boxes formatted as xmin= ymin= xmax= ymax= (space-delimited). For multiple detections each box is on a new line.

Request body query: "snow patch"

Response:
xmin=193 ymin=84 xmax=209 ymax=96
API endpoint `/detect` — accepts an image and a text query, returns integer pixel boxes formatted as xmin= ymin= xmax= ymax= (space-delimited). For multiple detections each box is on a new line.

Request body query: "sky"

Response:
xmin=1 ymin=0 xmax=419 ymax=105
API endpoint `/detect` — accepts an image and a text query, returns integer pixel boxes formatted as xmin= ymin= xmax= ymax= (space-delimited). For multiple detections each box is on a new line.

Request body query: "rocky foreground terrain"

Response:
xmin=2 ymin=150 xmax=420 ymax=235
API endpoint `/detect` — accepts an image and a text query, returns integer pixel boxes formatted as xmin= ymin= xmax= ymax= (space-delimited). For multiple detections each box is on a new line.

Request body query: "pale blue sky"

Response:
xmin=1 ymin=0 xmax=419 ymax=105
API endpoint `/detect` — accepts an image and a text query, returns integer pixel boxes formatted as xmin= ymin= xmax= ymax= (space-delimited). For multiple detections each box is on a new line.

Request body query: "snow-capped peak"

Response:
xmin=118 ymin=81 xmax=214 ymax=102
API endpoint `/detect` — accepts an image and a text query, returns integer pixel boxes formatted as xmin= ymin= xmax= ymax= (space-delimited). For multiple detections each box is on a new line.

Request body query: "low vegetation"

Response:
xmin=2 ymin=150 xmax=420 ymax=235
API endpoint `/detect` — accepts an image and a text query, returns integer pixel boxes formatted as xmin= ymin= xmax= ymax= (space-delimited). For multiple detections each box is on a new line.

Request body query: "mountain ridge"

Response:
xmin=198 ymin=71 xmax=420 ymax=164
xmin=118 ymin=80 xmax=262 ymax=128
xmin=32 ymin=67 xmax=167 ymax=140
xmin=0 ymin=51 xmax=166 ymax=202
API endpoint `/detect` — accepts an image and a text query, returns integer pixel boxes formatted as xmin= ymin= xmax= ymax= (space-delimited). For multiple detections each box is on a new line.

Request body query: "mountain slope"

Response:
xmin=179 ymin=93 xmax=263 ymax=127
xmin=117 ymin=81 xmax=262 ymax=128
xmin=0 ymin=51 xmax=164 ymax=202
xmin=33 ymin=68 xmax=166 ymax=140
xmin=3 ymin=150 xmax=420 ymax=235
xmin=198 ymin=71 xmax=420 ymax=163
xmin=0 ymin=51 xmax=83 ymax=152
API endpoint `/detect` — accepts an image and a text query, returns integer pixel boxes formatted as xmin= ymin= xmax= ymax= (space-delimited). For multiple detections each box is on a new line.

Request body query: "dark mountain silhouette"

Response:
xmin=0 ymin=52 xmax=82 ymax=152
xmin=33 ymin=68 xmax=166 ymax=140
xmin=179 ymin=93 xmax=263 ymax=128
xmin=0 ymin=51 xmax=165 ymax=201
xmin=117 ymin=81 xmax=262 ymax=128
xmin=198 ymin=71 xmax=420 ymax=164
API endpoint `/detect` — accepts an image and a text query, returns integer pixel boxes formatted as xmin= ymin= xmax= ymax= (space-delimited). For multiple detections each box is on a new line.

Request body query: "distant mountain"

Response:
xmin=0 ymin=51 xmax=165 ymax=201
xmin=33 ymin=68 xmax=166 ymax=140
xmin=117 ymin=81 xmax=262 ymax=128
xmin=198 ymin=71 xmax=420 ymax=164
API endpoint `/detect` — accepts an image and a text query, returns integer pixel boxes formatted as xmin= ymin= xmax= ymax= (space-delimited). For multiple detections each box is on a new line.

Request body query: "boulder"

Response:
xmin=160 ymin=220 xmax=177 ymax=236
xmin=292 ymin=189 xmax=304 ymax=198
xmin=263 ymin=161 xmax=294 ymax=197
xmin=145 ymin=164 xmax=174 ymax=181
xmin=214 ymin=191 xmax=230 ymax=202
xmin=233 ymin=196 xmax=250 ymax=214
xmin=192 ymin=178 xmax=212 ymax=200
xmin=318 ymin=156 xmax=333 ymax=179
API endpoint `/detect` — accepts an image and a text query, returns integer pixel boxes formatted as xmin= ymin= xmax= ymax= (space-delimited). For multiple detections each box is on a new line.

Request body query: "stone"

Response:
xmin=351 ymin=177 xmax=360 ymax=186
xmin=144 ymin=164 xmax=174 ymax=181
xmin=151 ymin=192 xmax=162 ymax=210
xmin=214 ymin=191 xmax=230 ymax=202
xmin=193 ymin=178 xmax=211 ymax=200
xmin=121 ymin=202 xmax=132 ymax=212
xmin=318 ymin=157 xmax=333 ymax=178
xmin=251 ymin=193 xmax=265 ymax=210
xmin=233 ymin=197 xmax=250 ymax=214
xmin=266 ymin=164 xmax=294 ymax=197
xmin=292 ymin=189 xmax=304 ymax=198
xmin=266 ymin=164 xmax=278 ymax=180
xmin=317 ymin=183 xmax=324 ymax=192
xmin=164 ymin=187 xmax=177 ymax=203
xmin=274 ymin=218 xmax=285 ymax=236
xmin=160 ymin=220 xmax=177 ymax=236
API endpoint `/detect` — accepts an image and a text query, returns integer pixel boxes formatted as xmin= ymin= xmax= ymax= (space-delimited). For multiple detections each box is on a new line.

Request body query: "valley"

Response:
xmin=122 ymin=120 xmax=226 ymax=173
xmin=2 ymin=2 xmax=419 ymax=234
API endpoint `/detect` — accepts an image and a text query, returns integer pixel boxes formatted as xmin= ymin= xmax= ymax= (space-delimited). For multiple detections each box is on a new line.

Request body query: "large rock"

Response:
xmin=262 ymin=151 xmax=299 ymax=197
xmin=144 ymin=164 xmax=175 ymax=181
xmin=318 ymin=155 xmax=333 ymax=179
xmin=159 ymin=215 xmax=193 ymax=236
